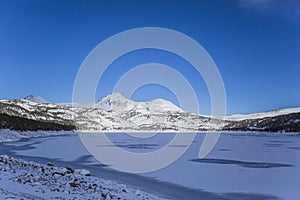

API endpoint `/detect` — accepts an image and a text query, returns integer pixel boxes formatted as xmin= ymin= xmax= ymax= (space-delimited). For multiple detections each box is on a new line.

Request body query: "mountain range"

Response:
xmin=0 ymin=93 xmax=299 ymax=132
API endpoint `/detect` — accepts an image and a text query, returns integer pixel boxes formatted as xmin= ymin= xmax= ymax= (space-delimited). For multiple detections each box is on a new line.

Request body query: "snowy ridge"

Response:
xmin=226 ymin=107 xmax=300 ymax=121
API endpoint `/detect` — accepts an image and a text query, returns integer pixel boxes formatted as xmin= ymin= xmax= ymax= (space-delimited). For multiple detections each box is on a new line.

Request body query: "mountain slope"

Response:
xmin=224 ymin=112 xmax=300 ymax=132
xmin=0 ymin=113 xmax=75 ymax=131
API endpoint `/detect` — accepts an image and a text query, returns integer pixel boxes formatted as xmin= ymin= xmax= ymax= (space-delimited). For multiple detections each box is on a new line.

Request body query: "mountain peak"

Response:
xmin=104 ymin=92 xmax=127 ymax=100
xmin=23 ymin=95 xmax=48 ymax=104
xmin=96 ymin=92 xmax=132 ymax=111
xmin=97 ymin=92 xmax=130 ymax=104
xmin=95 ymin=93 xmax=182 ymax=113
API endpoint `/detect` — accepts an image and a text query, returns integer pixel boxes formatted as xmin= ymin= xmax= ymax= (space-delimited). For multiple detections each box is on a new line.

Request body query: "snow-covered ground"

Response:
xmin=0 ymin=155 xmax=162 ymax=200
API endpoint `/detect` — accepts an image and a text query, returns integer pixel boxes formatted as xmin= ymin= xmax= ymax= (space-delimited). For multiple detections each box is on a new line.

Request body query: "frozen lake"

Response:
xmin=0 ymin=132 xmax=299 ymax=200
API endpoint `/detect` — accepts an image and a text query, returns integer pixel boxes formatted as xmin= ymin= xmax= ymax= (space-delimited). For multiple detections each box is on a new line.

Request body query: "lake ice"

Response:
xmin=1 ymin=132 xmax=299 ymax=200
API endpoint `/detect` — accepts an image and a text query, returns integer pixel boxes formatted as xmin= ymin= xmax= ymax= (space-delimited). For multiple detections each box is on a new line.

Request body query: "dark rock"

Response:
xmin=69 ymin=182 xmax=77 ymax=187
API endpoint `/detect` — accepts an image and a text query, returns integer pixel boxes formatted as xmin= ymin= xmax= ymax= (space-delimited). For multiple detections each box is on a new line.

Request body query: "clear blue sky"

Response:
xmin=0 ymin=0 xmax=299 ymax=115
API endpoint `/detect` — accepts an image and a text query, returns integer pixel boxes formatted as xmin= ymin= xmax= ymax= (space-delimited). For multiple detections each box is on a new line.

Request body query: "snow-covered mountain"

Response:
xmin=95 ymin=93 xmax=182 ymax=113
xmin=23 ymin=94 xmax=48 ymax=104
xmin=0 ymin=93 xmax=299 ymax=132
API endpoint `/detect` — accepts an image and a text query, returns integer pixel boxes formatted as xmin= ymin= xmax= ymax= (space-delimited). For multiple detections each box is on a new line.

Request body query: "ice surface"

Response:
xmin=1 ymin=132 xmax=299 ymax=199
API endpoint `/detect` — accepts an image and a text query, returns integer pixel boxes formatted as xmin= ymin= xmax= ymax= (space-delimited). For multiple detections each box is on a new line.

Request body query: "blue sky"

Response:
xmin=0 ymin=0 xmax=299 ymax=115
